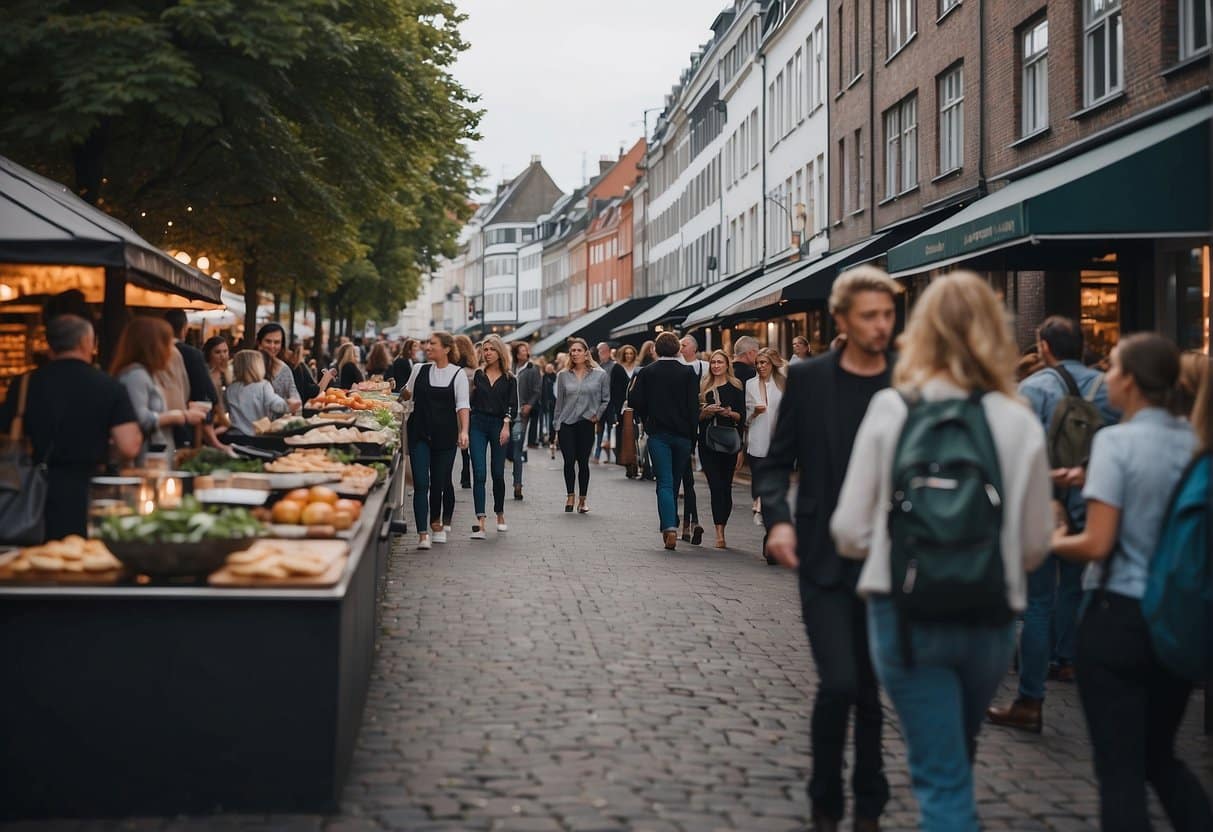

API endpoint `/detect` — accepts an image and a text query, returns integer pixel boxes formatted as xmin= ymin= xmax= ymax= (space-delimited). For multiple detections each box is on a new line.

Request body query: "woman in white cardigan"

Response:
xmin=830 ymin=272 xmax=1053 ymax=832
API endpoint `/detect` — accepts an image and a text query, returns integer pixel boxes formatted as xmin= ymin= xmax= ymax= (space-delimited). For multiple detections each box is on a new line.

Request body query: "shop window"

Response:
xmin=1080 ymin=269 xmax=1120 ymax=359
xmin=1173 ymin=245 xmax=1211 ymax=350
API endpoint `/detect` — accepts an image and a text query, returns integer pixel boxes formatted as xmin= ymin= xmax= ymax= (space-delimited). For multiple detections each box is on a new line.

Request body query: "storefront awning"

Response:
xmin=610 ymin=286 xmax=700 ymax=339
xmin=731 ymin=234 xmax=893 ymax=316
xmin=499 ymin=319 xmax=544 ymax=342
xmin=887 ymin=105 xmax=1212 ymax=276
xmin=682 ymin=258 xmax=818 ymax=328
xmin=0 ymin=155 xmax=221 ymax=303
xmin=533 ymin=296 xmax=664 ymax=355
xmin=669 ymin=264 xmax=767 ymax=329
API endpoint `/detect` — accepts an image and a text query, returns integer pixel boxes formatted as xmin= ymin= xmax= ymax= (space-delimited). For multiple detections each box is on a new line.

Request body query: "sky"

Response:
xmin=453 ymin=0 xmax=729 ymax=198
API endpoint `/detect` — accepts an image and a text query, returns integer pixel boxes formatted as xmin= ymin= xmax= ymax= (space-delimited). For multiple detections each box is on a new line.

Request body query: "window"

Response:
xmin=1021 ymin=19 xmax=1049 ymax=136
xmin=795 ymin=49 xmax=804 ymax=122
xmin=814 ymin=23 xmax=825 ymax=107
xmin=939 ymin=0 xmax=960 ymax=16
xmin=816 ymin=154 xmax=826 ymax=232
xmin=840 ymin=137 xmax=850 ymax=216
xmin=1180 ymin=0 xmax=1210 ymax=58
xmin=938 ymin=65 xmax=964 ymax=173
xmin=837 ymin=6 xmax=845 ymax=87
xmin=884 ymin=95 xmax=918 ymax=198
xmin=768 ymin=83 xmax=776 ymax=147
xmin=750 ymin=109 xmax=760 ymax=167
xmin=855 ymin=128 xmax=864 ymax=208
xmin=805 ymin=35 xmax=815 ymax=112
xmin=888 ymin=0 xmax=916 ymax=55
xmin=1084 ymin=0 xmax=1123 ymax=105
xmin=807 ymin=161 xmax=816 ymax=232
xmin=852 ymin=0 xmax=861 ymax=77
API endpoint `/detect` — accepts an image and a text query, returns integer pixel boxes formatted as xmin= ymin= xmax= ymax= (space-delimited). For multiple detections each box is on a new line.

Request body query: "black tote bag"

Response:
xmin=0 ymin=375 xmax=48 ymax=545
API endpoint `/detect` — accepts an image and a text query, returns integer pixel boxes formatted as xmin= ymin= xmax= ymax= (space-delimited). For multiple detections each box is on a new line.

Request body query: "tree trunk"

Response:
xmin=288 ymin=287 xmax=297 ymax=346
xmin=71 ymin=119 xmax=111 ymax=206
xmin=273 ymin=293 xmax=282 ymax=323
xmin=313 ymin=295 xmax=325 ymax=360
xmin=242 ymin=256 xmax=260 ymax=349
xmin=345 ymin=310 xmax=355 ymax=341
xmin=327 ymin=295 xmax=339 ymax=344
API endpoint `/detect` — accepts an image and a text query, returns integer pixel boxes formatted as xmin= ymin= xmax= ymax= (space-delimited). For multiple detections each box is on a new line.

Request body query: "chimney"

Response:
xmin=530 ymin=154 xmax=541 ymax=164
xmin=598 ymin=156 xmax=613 ymax=176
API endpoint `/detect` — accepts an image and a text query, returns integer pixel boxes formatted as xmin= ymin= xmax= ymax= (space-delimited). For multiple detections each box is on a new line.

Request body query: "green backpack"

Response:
xmin=888 ymin=392 xmax=1012 ymax=649
xmin=1046 ymin=365 xmax=1104 ymax=469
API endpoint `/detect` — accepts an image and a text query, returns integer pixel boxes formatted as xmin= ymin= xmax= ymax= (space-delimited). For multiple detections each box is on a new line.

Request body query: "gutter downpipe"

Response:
xmin=868 ymin=0 xmax=876 ymax=227
xmin=759 ymin=51 xmax=768 ymax=265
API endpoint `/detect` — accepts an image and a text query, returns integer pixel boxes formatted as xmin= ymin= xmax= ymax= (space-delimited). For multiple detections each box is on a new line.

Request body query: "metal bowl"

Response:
xmin=104 ymin=538 xmax=256 ymax=578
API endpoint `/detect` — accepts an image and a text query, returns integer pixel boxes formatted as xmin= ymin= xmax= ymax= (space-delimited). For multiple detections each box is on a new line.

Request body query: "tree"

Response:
xmin=0 ymin=0 xmax=480 ymax=345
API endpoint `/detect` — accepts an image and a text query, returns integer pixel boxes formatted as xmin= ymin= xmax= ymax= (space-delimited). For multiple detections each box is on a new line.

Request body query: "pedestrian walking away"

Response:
xmin=594 ymin=342 xmax=616 ymax=464
xmin=831 ymin=272 xmax=1054 ymax=832
xmin=553 ymin=337 xmax=610 ymax=514
xmin=746 ymin=347 xmax=786 ymax=538
xmin=757 ymin=266 xmax=901 ymax=832
xmin=1051 ymin=332 xmax=1213 ymax=832
xmin=468 ymin=335 xmax=517 ymax=539
xmin=988 ymin=315 xmax=1120 ymax=733
xmin=403 ymin=331 xmax=470 ymax=550
xmin=512 ymin=341 xmax=540 ymax=500
xmin=678 ymin=334 xmax=707 ymax=544
xmin=627 ymin=331 xmax=700 ymax=551
xmin=697 ymin=349 xmax=744 ymax=549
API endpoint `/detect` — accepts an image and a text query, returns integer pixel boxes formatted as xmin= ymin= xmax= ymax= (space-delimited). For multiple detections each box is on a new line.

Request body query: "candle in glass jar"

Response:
xmin=137 ymin=482 xmax=156 ymax=515
xmin=158 ymin=476 xmax=183 ymax=509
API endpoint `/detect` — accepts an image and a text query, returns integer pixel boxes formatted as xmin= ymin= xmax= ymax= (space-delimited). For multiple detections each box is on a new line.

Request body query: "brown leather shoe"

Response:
xmin=662 ymin=531 xmax=677 ymax=550
xmin=987 ymin=696 xmax=1043 ymax=733
xmin=854 ymin=817 xmax=880 ymax=832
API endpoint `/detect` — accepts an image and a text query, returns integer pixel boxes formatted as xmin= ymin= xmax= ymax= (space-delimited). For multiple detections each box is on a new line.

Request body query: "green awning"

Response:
xmin=887 ymin=105 xmax=1212 ymax=276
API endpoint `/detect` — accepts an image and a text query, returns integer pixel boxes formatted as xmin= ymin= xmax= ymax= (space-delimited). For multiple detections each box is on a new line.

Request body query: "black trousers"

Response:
xmin=800 ymin=577 xmax=889 ymax=822
xmin=747 ymin=453 xmax=767 ymax=501
xmin=558 ymin=419 xmax=595 ymax=496
xmin=699 ymin=446 xmax=737 ymax=526
xmin=1076 ymin=592 xmax=1213 ymax=832
xmin=680 ymin=459 xmax=698 ymax=525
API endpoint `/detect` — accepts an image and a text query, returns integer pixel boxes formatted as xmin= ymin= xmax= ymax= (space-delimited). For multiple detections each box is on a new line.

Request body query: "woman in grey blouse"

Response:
xmin=226 ymin=349 xmax=299 ymax=435
xmin=256 ymin=323 xmax=301 ymax=402
xmin=553 ymin=338 xmax=610 ymax=513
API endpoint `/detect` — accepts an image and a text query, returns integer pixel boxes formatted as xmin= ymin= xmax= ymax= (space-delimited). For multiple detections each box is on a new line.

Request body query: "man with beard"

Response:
xmin=757 ymin=266 xmax=901 ymax=832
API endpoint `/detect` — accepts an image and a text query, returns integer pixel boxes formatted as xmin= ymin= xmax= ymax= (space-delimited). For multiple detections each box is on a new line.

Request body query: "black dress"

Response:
xmin=338 ymin=362 xmax=365 ymax=390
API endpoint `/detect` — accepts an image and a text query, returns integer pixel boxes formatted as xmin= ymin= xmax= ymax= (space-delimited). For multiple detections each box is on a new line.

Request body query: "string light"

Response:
xmin=196 ymin=256 xmax=210 ymax=271
xmin=187 ymin=206 xmax=193 ymax=212
xmin=212 ymin=272 xmax=222 ymax=282
xmin=174 ymin=252 xmax=191 ymax=265
xmin=166 ymin=220 xmax=173 ymax=227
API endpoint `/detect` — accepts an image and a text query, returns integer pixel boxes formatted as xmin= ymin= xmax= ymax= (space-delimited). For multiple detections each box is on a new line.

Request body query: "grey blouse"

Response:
xmin=553 ymin=367 xmax=610 ymax=426
xmin=116 ymin=363 xmax=171 ymax=463
xmin=270 ymin=361 xmax=300 ymax=402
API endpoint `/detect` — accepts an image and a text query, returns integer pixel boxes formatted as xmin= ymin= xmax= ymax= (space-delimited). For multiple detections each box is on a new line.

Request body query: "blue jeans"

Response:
xmin=868 ymin=596 xmax=1015 ymax=832
xmin=646 ymin=432 xmax=692 ymax=532
xmin=469 ymin=412 xmax=507 ymax=518
xmin=1020 ymin=553 xmax=1085 ymax=699
xmin=409 ymin=441 xmax=457 ymax=533
xmin=512 ymin=417 xmax=527 ymax=487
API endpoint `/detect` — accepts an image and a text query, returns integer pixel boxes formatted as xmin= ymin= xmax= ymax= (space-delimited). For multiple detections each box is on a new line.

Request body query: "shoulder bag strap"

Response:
xmin=11 ymin=373 xmax=30 ymax=442
xmin=1084 ymin=373 xmax=1105 ymax=403
xmin=1053 ymin=364 xmax=1082 ymax=397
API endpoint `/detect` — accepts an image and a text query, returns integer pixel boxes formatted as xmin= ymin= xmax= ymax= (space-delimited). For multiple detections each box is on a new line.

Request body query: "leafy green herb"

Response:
xmin=98 ymin=497 xmax=264 ymax=543
xmin=179 ymin=448 xmax=265 ymax=475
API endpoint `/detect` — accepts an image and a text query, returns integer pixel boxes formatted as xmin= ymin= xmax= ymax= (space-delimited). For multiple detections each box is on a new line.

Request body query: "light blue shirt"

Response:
xmin=1082 ymin=407 xmax=1197 ymax=598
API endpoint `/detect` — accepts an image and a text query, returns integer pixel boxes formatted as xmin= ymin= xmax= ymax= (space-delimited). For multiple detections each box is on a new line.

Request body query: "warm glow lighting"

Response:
xmin=212 ymin=271 xmax=222 ymax=282
xmin=166 ymin=220 xmax=173 ymax=227
xmin=228 ymin=277 xmax=237 ymax=285
xmin=0 ymin=284 xmax=15 ymax=302
xmin=140 ymin=211 xmax=147 ymax=218
xmin=196 ymin=256 xmax=210 ymax=271
xmin=187 ymin=206 xmax=193 ymax=212
xmin=174 ymin=251 xmax=192 ymax=264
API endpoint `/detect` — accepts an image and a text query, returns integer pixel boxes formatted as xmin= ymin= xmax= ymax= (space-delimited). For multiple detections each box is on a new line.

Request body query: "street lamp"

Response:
xmin=764 ymin=196 xmax=806 ymax=256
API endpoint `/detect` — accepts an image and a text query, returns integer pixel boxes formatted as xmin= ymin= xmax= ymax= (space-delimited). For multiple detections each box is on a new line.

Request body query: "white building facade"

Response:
xmin=718 ymin=1 xmax=767 ymax=276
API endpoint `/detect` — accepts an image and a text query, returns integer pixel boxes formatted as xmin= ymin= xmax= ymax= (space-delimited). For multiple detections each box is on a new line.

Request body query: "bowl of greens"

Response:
xmin=97 ymin=497 xmax=265 ymax=578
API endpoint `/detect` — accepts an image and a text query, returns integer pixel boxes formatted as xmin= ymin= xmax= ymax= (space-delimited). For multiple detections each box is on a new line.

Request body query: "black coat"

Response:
xmin=755 ymin=350 xmax=891 ymax=588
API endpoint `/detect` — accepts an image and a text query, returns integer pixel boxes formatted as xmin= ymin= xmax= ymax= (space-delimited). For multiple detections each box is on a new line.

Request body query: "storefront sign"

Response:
xmin=889 ymin=204 xmax=1025 ymax=273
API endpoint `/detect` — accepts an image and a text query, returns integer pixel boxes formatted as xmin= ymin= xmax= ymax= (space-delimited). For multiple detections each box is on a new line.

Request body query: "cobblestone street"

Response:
xmin=7 ymin=454 xmax=1212 ymax=831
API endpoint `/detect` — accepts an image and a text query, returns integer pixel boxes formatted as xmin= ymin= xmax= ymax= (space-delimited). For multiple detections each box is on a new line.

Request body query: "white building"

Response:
xmin=718 ymin=1 xmax=767 ymax=276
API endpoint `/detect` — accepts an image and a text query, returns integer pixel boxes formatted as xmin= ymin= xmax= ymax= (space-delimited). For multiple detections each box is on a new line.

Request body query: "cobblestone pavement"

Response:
xmin=6 ymin=452 xmax=1211 ymax=832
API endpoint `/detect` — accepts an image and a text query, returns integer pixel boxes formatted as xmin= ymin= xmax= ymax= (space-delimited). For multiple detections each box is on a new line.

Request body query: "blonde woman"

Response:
xmin=697 ymin=349 xmax=745 ymax=548
xmin=746 ymin=348 xmax=787 ymax=530
xmin=553 ymin=337 xmax=610 ymax=513
xmin=334 ymin=342 xmax=364 ymax=389
xmin=830 ymin=272 xmax=1053 ymax=831
xmin=225 ymin=349 xmax=298 ymax=435
xmin=468 ymin=335 xmax=517 ymax=539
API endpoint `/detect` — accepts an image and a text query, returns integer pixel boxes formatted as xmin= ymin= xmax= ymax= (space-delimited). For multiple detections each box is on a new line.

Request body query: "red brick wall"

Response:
xmin=829 ymin=0 xmax=876 ymax=248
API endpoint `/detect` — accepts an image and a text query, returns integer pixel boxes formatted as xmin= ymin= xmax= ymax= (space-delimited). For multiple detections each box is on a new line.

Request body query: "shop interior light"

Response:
xmin=196 ymin=256 xmax=210 ymax=271
xmin=211 ymin=271 xmax=222 ymax=282
xmin=174 ymin=251 xmax=191 ymax=265
xmin=228 ymin=277 xmax=237 ymax=285
xmin=0 ymin=284 xmax=15 ymax=302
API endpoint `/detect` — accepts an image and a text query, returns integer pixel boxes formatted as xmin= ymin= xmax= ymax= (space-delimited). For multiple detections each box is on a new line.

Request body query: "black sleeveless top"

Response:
xmin=407 ymin=364 xmax=459 ymax=451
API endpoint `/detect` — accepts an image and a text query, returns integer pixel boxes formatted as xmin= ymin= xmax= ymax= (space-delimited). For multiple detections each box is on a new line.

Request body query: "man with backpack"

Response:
xmin=759 ymin=266 xmax=899 ymax=832
xmin=988 ymin=316 xmax=1119 ymax=733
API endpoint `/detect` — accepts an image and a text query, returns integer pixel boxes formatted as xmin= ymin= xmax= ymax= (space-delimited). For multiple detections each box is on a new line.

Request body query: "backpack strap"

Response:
xmin=1052 ymin=364 xmax=1082 ymax=397
xmin=1084 ymin=373 xmax=1105 ymax=403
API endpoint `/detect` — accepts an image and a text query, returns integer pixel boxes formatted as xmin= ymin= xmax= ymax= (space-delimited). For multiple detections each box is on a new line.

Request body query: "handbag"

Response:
xmin=703 ymin=387 xmax=741 ymax=455
xmin=0 ymin=375 xmax=48 ymax=545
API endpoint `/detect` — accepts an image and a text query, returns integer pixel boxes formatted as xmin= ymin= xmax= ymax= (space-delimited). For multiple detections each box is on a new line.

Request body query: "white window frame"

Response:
xmin=939 ymin=0 xmax=960 ymax=17
xmin=1180 ymin=0 xmax=1211 ymax=58
xmin=885 ymin=106 xmax=901 ymax=200
xmin=1021 ymin=19 xmax=1049 ymax=137
xmin=815 ymin=154 xmax=825 ymax=232
xmin=1083 ymin=0 xmax=1123 ymax=106
xmin=888 ymin=0 xmax=916 ymax=56
xmin=938 ymin=65 xmax=964 ymax=173
xmin=814 ymin=23 xmax=825 ymax=108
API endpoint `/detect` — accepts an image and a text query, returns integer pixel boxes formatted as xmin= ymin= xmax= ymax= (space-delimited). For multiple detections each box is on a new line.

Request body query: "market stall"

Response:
xmin=0 ymin=386 xmax=409 ymax=819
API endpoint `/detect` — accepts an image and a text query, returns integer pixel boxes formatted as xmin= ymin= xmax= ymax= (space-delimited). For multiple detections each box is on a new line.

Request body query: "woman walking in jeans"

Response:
xmin=626 ymin=332 xmax=701 ymax=550
xmin=697 ymin=350 xmax=744 ymax=549
xmin=830 ymin=273 xmax=1053 ymax=831
xmin=467 ymin=335 xmax=517 ymax=540
xmin=553 ymin=338 xmax=609 ymax=514
xmin=403 ymin=331 xmax=470 ymax=550
xmin=1052 ymin=333 xmax=1212 ymax=832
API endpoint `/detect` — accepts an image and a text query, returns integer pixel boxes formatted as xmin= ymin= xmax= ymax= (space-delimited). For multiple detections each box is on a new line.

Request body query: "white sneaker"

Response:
xmin=417 ymin=536 xmax=432 ymax=550
xmin=496 ymin=522 xmax=508 ymax=533
xmin=432 ymin=530 xmax=448 ymax=544
xmin=443 ymin=525 xmax=452 ymax=533
xmin=470 ymin=527 xmax=486 ymax=540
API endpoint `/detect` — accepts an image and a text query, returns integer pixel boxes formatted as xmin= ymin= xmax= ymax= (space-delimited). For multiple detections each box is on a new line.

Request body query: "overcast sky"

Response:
xmin=453 ymin=0 xmax=728 ymax=198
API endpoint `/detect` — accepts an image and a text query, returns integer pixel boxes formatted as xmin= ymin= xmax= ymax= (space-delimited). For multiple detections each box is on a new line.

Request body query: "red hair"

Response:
xmin=109 ymin=316 xmax=174 ymax=375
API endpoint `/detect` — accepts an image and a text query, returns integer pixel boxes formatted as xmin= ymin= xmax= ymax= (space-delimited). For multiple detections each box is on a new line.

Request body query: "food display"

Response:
xmin=0 ymin=536 xmax=122 ymax=581
xmin=352 ymin=379 xmax=393 ymax=393
xmin=258 ymin=485 xmax=363 ymax=538
xmin=98 ymin=497 xmax=264 ymax=544
xmin=209 ymin=539 xmax=350 ymax=587
xmin=179 ymin=447 xmax=266 ymax=476
xmin=285 ymin=425 xmax=389 ymax=446
xmin=264 ymin=448 xmax=348 ymax=474
xmin=252 ymin=415 xmax=309 ymax=435
xmin=306 ymin=389 xmax=381 ymax=411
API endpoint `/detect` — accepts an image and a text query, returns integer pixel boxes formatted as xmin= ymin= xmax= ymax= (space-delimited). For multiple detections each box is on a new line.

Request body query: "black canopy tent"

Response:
xmin=0 ymin=155 xmax=221 ymax=370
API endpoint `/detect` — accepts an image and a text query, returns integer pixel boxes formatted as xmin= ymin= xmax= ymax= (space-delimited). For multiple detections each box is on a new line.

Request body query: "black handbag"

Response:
xmin=703 ymin=387 xmax=741 ymax=455
xmin=0 ymin=375 xmax=48 ymax=545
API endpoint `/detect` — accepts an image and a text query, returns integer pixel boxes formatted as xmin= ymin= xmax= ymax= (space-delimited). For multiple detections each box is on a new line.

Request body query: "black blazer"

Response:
xmin=755 ymin=350 xmax=892 ymax=588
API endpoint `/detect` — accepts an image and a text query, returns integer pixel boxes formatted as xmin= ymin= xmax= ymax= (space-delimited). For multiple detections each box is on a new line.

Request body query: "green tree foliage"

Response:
xmin=0 ymin=0 xmax=480 ymax=344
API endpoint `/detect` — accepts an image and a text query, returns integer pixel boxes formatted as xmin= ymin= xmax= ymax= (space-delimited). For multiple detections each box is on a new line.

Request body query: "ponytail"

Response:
xmin=1115 ymin=333 xmax=1181 ymax=412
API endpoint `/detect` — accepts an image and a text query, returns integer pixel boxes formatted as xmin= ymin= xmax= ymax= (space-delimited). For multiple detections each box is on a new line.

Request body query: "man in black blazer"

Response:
xmin=757 ymin=266 xmax=901 ymax=832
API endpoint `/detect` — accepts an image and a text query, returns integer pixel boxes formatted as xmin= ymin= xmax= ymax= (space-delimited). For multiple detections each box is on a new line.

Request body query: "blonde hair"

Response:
xmin=893 ymin=271 xmax=1018 ymax=397
xmin=565 ymin=337 xmax=599 ymax=370
xmin=232 ymin=349 xmax=267 ymax=385
xmin=335 ymin=342 xmax=359 ymax=370
xmin=480 ymin=334 xmax=513 ymax=374
xmin=756 ymin=347 xmax=787 ymax=392
xmin=700 ymin=349 xmax=743 ymax=399
xmin=1176 ymin=350 xmax=1210 ymax=418
xmin=829 ymin=264 xmax=902 ymax=316
xmin=430 ymin=330 xmax=457 ymax=364
xmin=453 ymin=334 xmax=477 ymax=368
xmin=617 ymin=344 xmax=638 ymax=366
